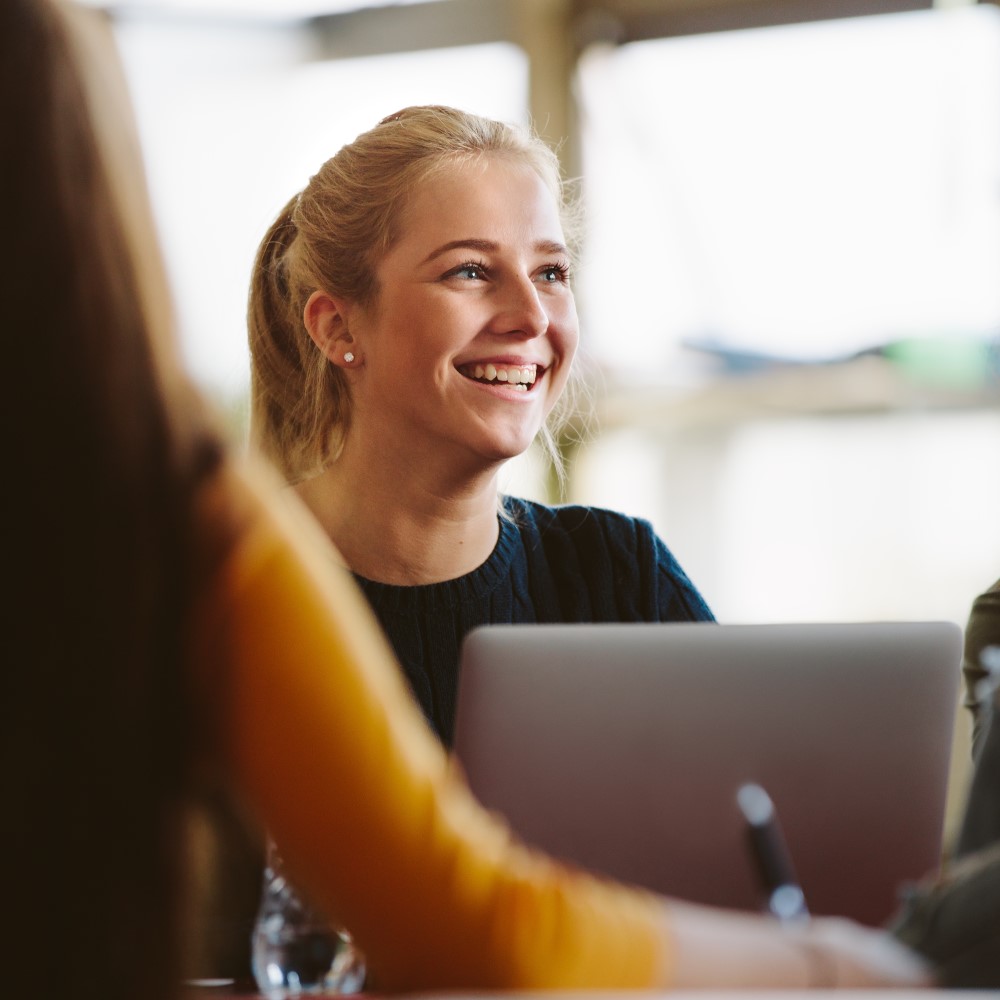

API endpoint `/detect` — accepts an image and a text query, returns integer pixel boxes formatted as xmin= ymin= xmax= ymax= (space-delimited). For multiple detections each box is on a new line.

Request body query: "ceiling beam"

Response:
xmin=307 ymin=0 xmax=999 ymax=58
xmin=310 ymin=0 xmax=515 ymax=59
xmin=306 ymin=0 xmax=996 ymax=184
xmin=572 ymin=0 xmax=936 ymax=45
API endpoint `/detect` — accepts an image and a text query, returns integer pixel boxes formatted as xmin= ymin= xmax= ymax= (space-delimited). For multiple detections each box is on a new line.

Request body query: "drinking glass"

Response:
xmin=251 ymin=839 xmax=366 ymax=998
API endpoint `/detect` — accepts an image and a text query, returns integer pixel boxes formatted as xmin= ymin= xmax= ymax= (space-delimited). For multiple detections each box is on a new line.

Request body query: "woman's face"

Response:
xmin=346 ymin=155 xmax=579 ymax=471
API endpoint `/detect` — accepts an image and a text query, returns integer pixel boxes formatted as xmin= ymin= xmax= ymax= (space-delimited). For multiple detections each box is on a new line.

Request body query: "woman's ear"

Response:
xmin=303 ymin=290 xmax=358 ymax=367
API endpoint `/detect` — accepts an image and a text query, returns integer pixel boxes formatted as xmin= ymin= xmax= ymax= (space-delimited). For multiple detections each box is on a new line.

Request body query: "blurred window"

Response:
xmin=576 ymin=7 xmax=1000 ymax=383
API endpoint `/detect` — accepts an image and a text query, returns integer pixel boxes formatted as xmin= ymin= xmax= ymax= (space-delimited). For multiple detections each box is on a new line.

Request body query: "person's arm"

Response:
xmin=190 ymin=461 xmax=929 ymax=992
xmin=669 ymin=899 xmax=932 ymax=989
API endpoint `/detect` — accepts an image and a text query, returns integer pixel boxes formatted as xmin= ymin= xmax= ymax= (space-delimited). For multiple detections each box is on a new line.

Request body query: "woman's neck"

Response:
xmin=293 ymin=447 xmax=503 ymax=586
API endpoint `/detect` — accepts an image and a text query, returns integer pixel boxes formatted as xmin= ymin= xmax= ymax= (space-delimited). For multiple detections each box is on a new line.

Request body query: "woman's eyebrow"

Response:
xmin=536 ymin=239 xmax=570 ymax=257
xmin=421 ymin=237 xmax=570 ymax=265
xmin=422 ymin=238 xmax=497 ymax=264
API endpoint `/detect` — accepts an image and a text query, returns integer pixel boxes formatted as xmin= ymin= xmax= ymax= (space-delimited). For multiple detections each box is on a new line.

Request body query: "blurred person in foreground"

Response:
xmin=0 ymin=1 xmax=932 ymax=998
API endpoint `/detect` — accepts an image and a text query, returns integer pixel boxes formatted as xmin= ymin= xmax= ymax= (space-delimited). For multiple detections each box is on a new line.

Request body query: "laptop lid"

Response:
xmin=453 ymin=621 xmax=962 ymax=926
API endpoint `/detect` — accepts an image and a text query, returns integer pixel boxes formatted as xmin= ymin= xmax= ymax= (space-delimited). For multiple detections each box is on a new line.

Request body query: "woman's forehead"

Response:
xmin=393 ymin=156 xmax=564 ymax=249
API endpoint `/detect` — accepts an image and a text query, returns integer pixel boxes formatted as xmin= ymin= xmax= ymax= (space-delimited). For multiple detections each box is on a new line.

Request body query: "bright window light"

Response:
xmin=577 ymin=7 xmax=1000 ymax=379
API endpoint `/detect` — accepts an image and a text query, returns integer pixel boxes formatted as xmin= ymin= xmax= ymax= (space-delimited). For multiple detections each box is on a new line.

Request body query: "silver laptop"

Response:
xmin=453 ymin=621 xmax=962 ymax=926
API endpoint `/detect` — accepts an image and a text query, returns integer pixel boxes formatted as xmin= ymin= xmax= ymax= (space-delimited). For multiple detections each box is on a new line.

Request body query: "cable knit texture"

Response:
xmin=355 ymin=497 xmax=715 ymax=745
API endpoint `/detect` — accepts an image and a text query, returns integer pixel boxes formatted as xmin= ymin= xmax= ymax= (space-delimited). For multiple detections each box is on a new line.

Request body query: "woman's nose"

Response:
xmin=492 ymin=275 xmax=549 ymax=338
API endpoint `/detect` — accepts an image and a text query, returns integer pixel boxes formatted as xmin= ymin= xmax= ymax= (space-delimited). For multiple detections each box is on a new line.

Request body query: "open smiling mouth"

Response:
xmin=457 ymin=363 xmax=540 ymax=393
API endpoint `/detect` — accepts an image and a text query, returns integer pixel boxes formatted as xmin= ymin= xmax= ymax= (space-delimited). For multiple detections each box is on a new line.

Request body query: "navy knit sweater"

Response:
xmin=354 ymin=497 xmax=715 ymax=746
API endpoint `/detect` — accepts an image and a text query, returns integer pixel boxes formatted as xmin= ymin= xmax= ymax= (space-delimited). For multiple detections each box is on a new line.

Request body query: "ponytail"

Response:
xmin=248 ymin=196 xmax=350 ymax=482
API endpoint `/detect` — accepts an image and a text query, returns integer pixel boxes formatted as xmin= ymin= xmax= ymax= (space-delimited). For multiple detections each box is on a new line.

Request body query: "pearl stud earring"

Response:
xmin=343 ymin=352 xmax=355 ymax=364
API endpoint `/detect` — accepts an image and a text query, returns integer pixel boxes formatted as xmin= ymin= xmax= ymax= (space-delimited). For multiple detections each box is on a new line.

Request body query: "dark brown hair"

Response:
xmin=0 ymin=2 xmax=224 ymax=998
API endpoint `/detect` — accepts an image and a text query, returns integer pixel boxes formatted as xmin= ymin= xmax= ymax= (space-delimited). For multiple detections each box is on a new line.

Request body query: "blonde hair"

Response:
xmin=247 ymin=105 xmax=575 ymax=483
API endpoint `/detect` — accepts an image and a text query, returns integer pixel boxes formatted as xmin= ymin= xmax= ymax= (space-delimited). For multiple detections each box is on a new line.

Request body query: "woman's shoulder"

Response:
xmin=502 ymin=496 xmax=658 ymax=545
xmin=500 ymin=496 xmax=713 ymax=622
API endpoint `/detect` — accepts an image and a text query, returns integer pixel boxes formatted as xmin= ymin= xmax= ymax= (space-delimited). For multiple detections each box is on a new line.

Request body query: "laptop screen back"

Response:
xmin=453 ymin=621 xmax=961 ymax=926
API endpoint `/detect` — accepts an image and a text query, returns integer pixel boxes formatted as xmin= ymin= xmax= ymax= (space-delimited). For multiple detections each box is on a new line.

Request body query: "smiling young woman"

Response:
xmin=248 ymin=106 xmax=716 ymax=749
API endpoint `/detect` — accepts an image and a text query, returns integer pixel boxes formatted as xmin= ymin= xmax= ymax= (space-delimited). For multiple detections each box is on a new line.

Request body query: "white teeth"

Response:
xmin=461 ymin=363 xmax=538 ymax=388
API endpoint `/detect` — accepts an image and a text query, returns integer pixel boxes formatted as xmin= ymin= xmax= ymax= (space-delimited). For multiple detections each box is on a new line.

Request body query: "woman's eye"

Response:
xmin=450 ymin=262 xmax=487 ymax=280
xmin=538 ymin=264 xmax=570 ymax=284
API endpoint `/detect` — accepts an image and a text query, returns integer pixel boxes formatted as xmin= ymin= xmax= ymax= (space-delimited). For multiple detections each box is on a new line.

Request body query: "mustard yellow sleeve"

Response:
xmin=192 ymin=465 xmax=671 ymax=992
